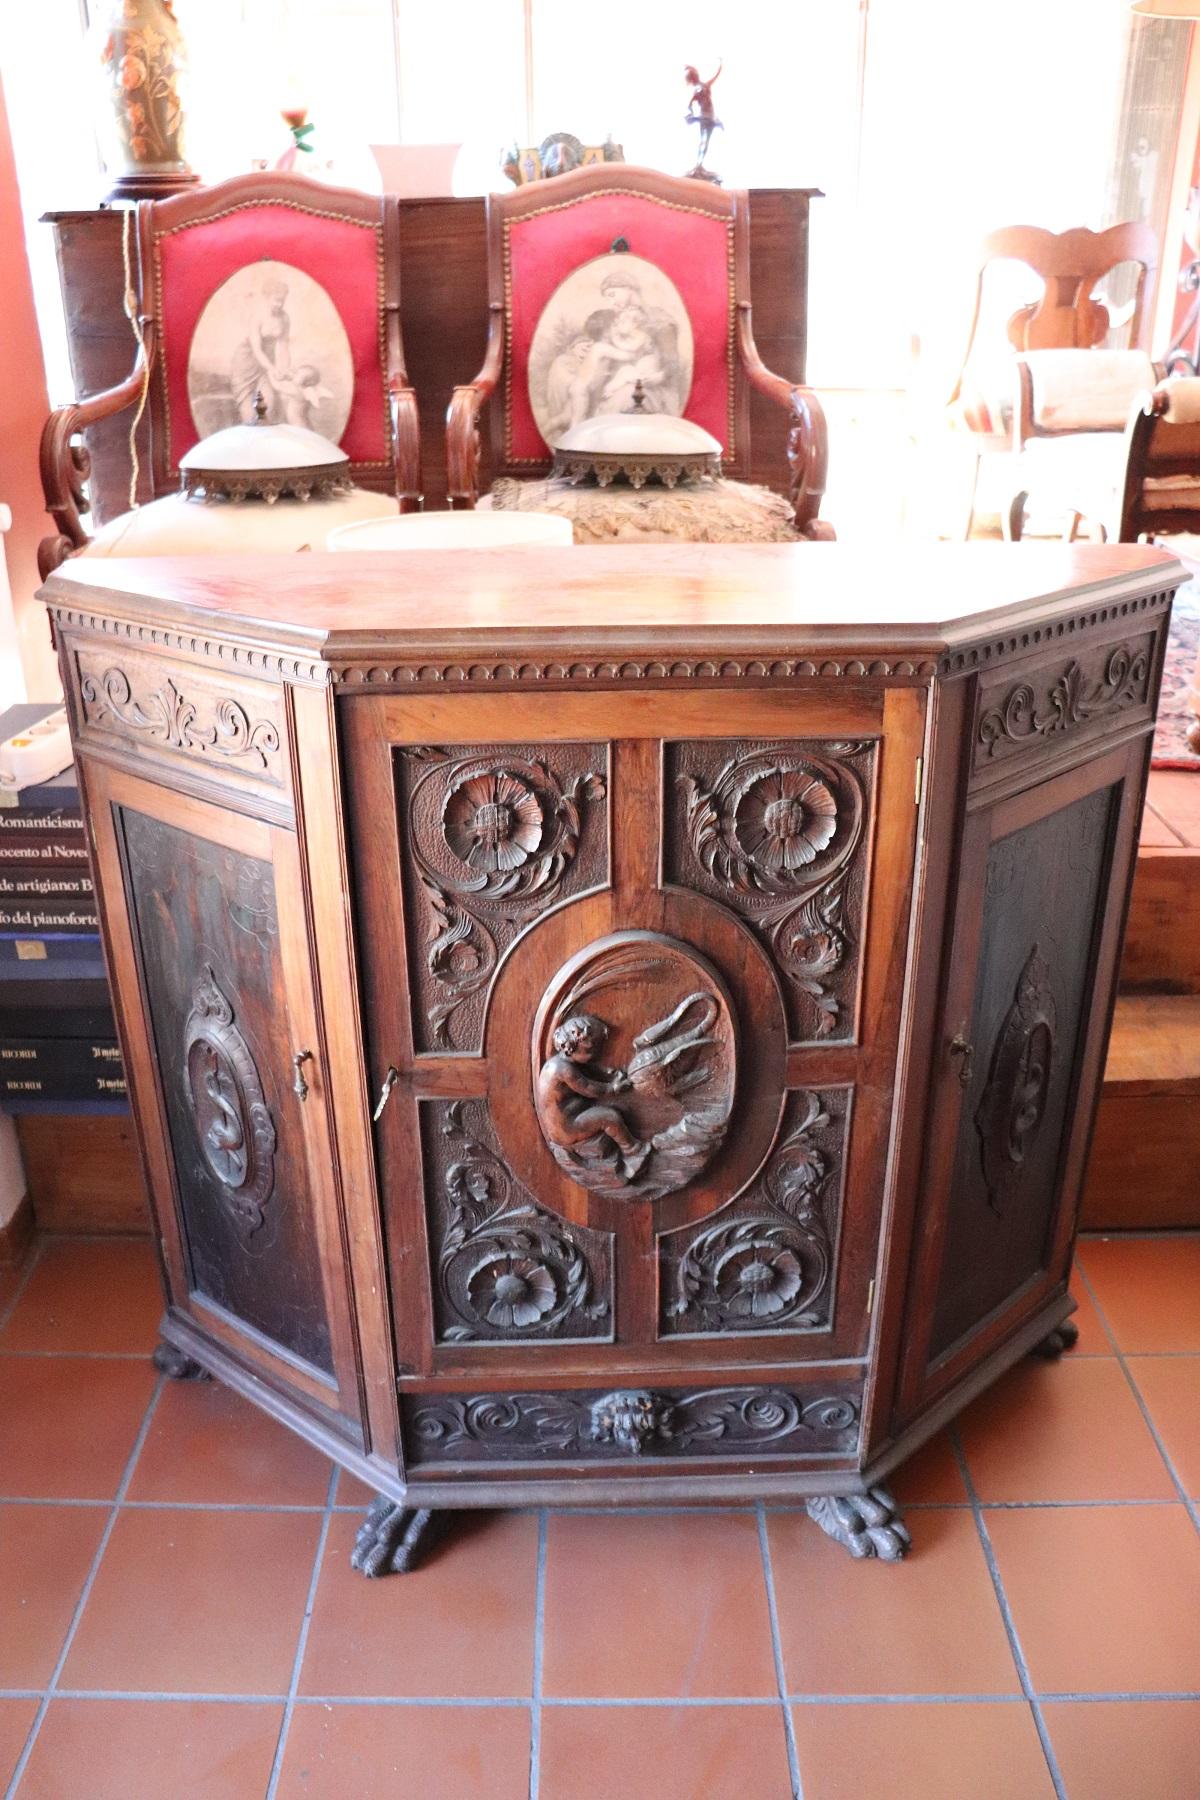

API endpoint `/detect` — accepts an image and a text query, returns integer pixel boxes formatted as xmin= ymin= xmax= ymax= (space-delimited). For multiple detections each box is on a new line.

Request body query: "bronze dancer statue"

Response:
xmin=684 ymin=62 xmax=723 ymax=184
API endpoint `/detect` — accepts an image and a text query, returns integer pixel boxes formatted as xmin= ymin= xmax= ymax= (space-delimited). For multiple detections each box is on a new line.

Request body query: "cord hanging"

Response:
xmin=121 ymin=205 xmax=151 ymax=512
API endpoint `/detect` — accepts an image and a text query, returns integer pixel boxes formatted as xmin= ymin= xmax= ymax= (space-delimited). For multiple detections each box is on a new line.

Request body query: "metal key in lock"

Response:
xmin=372 ymin=1065 xmax=401 ymax=1121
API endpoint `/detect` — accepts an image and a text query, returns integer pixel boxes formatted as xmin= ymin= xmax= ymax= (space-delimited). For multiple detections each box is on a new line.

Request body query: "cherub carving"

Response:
xmin=535 ymin=1013 xmax=650 ymax=1181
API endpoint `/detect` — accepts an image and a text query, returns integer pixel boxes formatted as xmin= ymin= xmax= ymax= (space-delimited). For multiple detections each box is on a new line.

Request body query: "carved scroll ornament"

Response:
xmin=406 ymin=1384 xmax=861 ymax=1462
xmin=675 ymin=745 xmax=867 ymax=1038
xmin=80 ymin=666 xmax=281 ymax=768
xmin=975 ymin=944 xmax=1057 ymax=1217
xmin=976 ymin=642 xmax=1150 ymax=761
xmin=182 ymin=965 xmax=276 ymax=1240
xmin=533 ymin=933 xmax=737 ymax=1203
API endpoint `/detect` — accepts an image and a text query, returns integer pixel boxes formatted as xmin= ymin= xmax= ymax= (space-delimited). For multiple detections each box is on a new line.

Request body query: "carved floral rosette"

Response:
xmin=665 ymin=740 xmax=873 ymax=1041
xmin=403 ymin=1382 xmax=861 ymax=1463
xmin=423 ymin=1099 xmax=613 ymax=1343
xmin=396 ymin=743 xmax=608 ymax=1051
xmin=182 ymin=964 xmax=276 ymax=1241
xmin=659 ymin=1086 xmax=848 ymax=1337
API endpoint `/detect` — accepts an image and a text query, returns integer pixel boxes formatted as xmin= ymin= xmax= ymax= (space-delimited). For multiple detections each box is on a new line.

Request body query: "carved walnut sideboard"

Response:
xmin=42 ymin=542 xmax=1180 ymax=1573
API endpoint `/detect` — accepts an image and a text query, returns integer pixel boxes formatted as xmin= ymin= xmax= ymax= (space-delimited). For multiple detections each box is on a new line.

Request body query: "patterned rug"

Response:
xmin=1153 ymin=582 xmax=1200 ymax=771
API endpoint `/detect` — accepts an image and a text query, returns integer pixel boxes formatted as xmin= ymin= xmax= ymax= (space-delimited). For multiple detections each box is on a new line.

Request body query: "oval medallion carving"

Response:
xmin=532 ymin=931 xmax=737 ymax=1203
xmin=975 ymin=943 xmax=1056 ymax=1218
xmin=183 ymin=964 xmax=277 ymax=1242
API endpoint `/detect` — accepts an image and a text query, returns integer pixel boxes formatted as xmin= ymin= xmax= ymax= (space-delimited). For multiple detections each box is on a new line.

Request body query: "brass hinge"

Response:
xmin=914 ymin=755 xmax=924 ymax=806
xmin=866 ymin=1277 xmax=876 ymax=1316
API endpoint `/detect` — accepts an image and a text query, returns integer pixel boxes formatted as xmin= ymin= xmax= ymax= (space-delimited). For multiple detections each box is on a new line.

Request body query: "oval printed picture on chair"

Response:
xmin=528 ymin=253 xmax=694 ymax=445
xmin=186 ymin=259 xmax=355 ymax=443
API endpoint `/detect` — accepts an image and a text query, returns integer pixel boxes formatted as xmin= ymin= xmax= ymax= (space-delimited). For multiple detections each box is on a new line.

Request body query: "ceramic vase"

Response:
xmin=92 ymin=0 xmax=199 ymax=201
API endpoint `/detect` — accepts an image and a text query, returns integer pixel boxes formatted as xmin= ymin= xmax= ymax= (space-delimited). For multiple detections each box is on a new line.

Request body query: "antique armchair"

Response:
xmin=39 ymin=171 xmax=420 ymax=577
xmin=445 ymin=164 xmax=832 ymax=541
xmin=947 ymin=222 xmax=1159 ymax=539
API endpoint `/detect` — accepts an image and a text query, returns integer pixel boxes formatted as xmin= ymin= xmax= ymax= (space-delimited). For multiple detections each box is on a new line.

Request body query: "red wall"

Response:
xmin=0 ymin=74 xmax=59 ymax=699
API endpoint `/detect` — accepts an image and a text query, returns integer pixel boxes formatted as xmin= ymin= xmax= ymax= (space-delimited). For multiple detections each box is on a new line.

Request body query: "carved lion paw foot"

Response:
xmin=806 ymin=1487 xmax=911 ymax=1561
xmin=152 ymin=1341 xmax=212 ymax=1381
xmin=350 ymin=1499 xmax=442 ymax=1577
xmin=1029 ymin=1319 xmax=1080 ymax=1360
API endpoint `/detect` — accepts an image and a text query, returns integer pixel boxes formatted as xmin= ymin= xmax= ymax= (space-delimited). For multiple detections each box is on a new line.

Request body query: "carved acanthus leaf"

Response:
xmin=977 ymin=641 xmax=1150 ymax=760
xmin=431 ymin=1101 xmax=610 ymax=1343
xmin=405 ymin=1384 xmax=861 ymax=1462
xmin=664 ymin=1088 xmax=841 ymax=1336
xmin=80 ymin=665 xmax=280 ymax=768
xmin=671 ymin=743 xmax=869 ymax=1042
xmin=402 ymin=746 xmax=606 ymax=1051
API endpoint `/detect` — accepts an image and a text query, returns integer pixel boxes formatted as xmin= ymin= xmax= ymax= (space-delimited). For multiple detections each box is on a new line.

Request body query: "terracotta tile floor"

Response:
xmin=2 ymin=1234 xmax=1199 ymax=1799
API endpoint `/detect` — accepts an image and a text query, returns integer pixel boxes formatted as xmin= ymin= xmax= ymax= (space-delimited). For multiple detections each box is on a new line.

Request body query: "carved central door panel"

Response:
xmin=345 ymin=688 xmax=924 ymax=1400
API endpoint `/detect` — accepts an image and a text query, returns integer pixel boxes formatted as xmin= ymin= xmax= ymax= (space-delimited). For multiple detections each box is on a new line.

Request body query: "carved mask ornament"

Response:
xmin=533 ymin=931 xmax=738 ymax=1203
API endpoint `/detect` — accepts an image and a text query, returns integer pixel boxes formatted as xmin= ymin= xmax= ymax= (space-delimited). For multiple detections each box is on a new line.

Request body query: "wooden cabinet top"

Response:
xmin=44 ymin=543 xmax=1183 ymax=684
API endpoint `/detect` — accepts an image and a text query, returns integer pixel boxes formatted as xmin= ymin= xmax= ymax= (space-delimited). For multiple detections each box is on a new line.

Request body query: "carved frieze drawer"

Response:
xmin=401 ymin=1379 xmax=863 ymax=1466
xmin=970 ymin=633 xmax=1154 ymax=784
xmin=69 ymin=644 xmax=288 ymax=800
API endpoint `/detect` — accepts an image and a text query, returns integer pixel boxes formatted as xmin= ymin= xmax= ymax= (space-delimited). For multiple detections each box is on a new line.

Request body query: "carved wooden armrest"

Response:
xmin=38 ymin=333 xmax=154 ymax=579
xmin=446 ymin=304 xmax=504 ymax=509
xmin=389 ymin=378 xmax=422 ymax=513
xmin=735 ymin=303 xmax=833 ymax=540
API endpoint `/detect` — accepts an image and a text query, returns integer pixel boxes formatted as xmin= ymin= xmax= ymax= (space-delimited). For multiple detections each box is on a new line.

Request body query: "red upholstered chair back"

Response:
xmin=136 ymin=172 xmax=406 ymax=497
xmin=487 ymin=166 xmax=752 ymax=480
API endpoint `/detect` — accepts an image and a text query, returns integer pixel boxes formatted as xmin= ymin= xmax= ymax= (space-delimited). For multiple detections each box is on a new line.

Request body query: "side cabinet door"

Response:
xmin=85 ymin=760 xmax=363 ymax=1446
xmin=900 ymin=739 xmax=1144 ymax=1412
xmin=346 ymin=685 xmax=923 ymax=1480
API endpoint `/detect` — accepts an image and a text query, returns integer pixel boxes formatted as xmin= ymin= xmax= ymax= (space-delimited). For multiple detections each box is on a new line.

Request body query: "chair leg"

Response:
xmin=961 ymin=451 xmax=982 ymax=541
xmin=1062 ymin=509 xmax=1083 ymax=543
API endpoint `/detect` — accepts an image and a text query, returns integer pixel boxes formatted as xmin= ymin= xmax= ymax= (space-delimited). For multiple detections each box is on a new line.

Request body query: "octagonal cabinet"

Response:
xmin=43 ymin=542 xmax=1181 ymax=1541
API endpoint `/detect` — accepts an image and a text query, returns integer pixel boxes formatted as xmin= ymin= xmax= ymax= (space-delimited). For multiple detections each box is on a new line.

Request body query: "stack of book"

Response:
xmin=0 ymin=705 xmax=126 ymax=1112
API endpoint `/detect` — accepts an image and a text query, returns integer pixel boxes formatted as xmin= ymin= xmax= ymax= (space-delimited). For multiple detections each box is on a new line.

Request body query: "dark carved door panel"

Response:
xmin=898 ymin=739 xmax=1148 ymax=1416
xmin=84 ymin=762 xmax=362 ymax=1440
xmin=345 ymin=686 xmax=924 ymax=1405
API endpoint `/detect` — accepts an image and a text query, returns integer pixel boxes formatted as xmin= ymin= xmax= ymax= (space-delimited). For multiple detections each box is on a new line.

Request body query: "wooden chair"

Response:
xmin=1115 ymin=381 xmax=1200 ymax=757
xmin=39 ymin=171 xmax=420 ymax=577
xmin=948 ymin=222 xmax=1159 ymax=539
xmin=445 ymin=164 xmax=832 ymax=540
xmin=1114 ymin=378 xmax=1200 ymax=542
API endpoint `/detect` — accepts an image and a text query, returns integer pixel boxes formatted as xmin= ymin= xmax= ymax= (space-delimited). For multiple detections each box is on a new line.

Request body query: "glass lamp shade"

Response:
xmin=551 ymin=411 xmax=724 ymax=488
xmin=179 ymin=404 xmax=352 ymax=504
